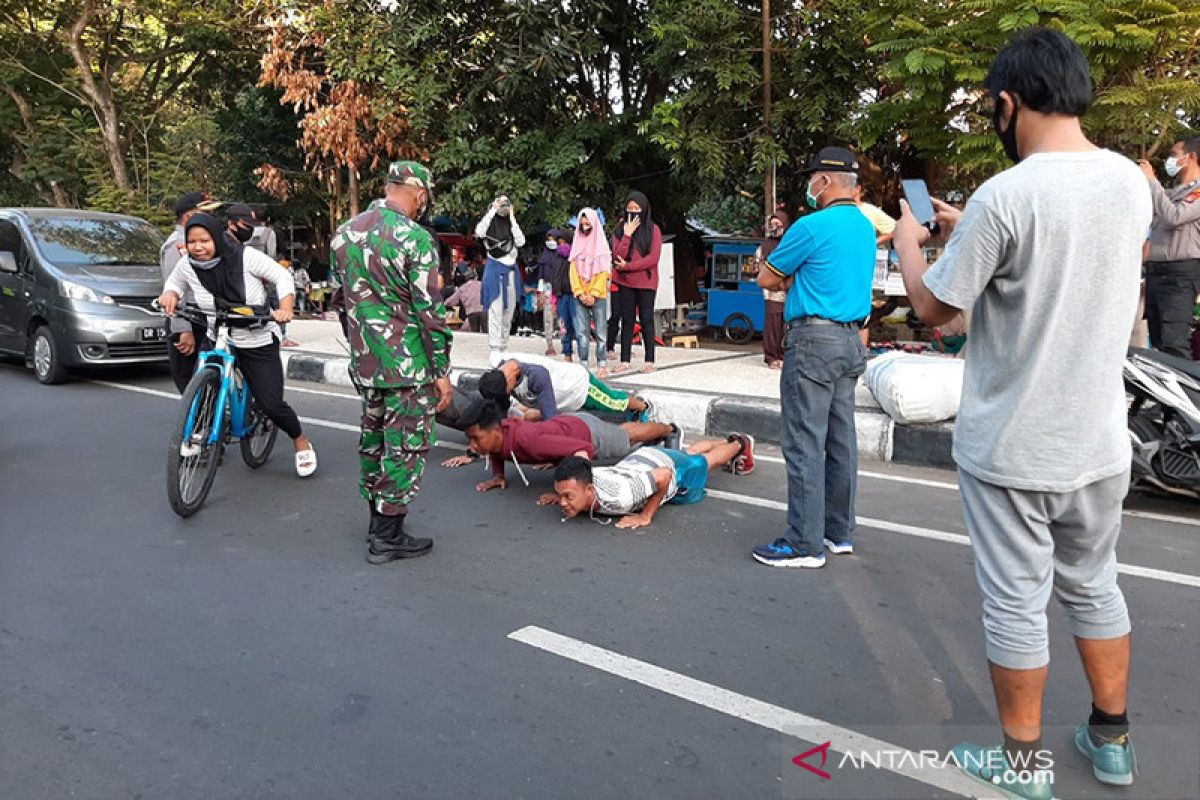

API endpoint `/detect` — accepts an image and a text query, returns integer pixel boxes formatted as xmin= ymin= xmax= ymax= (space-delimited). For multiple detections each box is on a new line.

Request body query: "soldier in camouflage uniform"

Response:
xmin=331 ymin=161 xmax=453 ymax=564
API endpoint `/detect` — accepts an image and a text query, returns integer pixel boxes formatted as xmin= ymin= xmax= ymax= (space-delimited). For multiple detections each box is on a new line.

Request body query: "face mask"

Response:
xmin=626 ymin=211 xmax=641 ymax=223
xmin=190 ymin=255 xmax=220 ymax=271
xmin=579 ymin=225 xmax=592 ymax=235
xmin=805 ymin=178 xmax=827 ymax=210
xmin=1165 ymin=155 xmax=1185 ymax=178
xmin=546 ymin=240 xmax=556 ymax=250
xmin=992 ymin=96 xmax=1021 ymax=164
xmin=231 ymin=224 xmax=253 ymax=243
xmin=556 ymin=243 xmax=571 ymax=257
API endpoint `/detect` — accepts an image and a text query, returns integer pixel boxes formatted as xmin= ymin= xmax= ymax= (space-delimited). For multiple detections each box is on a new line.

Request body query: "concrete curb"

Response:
xmin=279 ymin=350 xmax=953 ymax=467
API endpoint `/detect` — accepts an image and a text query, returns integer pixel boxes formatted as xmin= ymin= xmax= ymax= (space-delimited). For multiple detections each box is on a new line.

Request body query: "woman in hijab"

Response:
xmin=475 ymin=195 xmax=526 ymax=356
xmin=568 ymin=208 xmax=612 ymax=375
xmin=157 ymin=213 xmax=317 ymax=477
xmin=760 ymin=210 xmax=791 ymax=368
xmin=610 ymin=190 xmax=663 ymax=373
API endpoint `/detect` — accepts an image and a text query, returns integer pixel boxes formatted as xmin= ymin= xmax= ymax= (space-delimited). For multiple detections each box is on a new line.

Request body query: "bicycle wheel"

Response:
xmin=240 ymin=398 xmax=278 ymax=469
xmin=167 ymin=368 xmax=225 ymax=517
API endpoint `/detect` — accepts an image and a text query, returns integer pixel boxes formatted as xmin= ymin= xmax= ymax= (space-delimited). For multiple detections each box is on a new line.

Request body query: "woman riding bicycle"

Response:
xmin=157 ymin=212 xmax=317 ymax=478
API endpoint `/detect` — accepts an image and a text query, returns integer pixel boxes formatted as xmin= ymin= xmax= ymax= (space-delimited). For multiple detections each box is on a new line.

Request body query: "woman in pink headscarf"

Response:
xmin=568 ymin=208 xmax=613 ymax=374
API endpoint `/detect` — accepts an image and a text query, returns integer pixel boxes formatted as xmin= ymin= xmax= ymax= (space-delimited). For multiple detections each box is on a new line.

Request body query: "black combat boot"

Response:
xmin=366 ymin=509 xmax=433 ymax=564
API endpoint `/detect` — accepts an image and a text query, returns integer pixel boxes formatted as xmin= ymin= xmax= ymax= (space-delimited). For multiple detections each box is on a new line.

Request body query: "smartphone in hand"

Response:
xmin=902 ymin=179 xmax=939 ymax=234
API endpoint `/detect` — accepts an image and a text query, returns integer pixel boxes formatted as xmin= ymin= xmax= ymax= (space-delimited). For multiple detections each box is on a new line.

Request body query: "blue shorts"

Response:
xmin=660 ymin=448 xmax=709 ymax=505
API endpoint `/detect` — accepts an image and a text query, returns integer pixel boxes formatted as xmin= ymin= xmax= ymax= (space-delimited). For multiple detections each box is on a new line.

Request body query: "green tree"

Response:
xmin=862 ymin=0 xmax=1200 ymax=185
xmin=261 ymin=0 xmax=689 ymax=230
xmin=0 ymin=0 xmax=287 ymax=217
xmin=644 ymin=0 xmax=885 ymax=213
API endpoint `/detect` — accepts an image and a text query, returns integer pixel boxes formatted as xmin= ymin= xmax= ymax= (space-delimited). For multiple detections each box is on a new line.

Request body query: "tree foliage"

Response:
xmin=862 ymin=0 xmax=1200 ymax=187
xmin=2 ymin=0 xmax=1198 ymax=234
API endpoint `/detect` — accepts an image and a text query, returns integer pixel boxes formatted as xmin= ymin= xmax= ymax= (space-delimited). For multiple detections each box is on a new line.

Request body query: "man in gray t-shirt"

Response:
xmin=894 ymin=28 xmax=1150 ymax=797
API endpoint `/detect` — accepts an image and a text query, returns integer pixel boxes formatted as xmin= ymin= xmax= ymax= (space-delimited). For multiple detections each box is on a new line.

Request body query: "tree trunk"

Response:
xmin=348 ymin=166 xmax=360 ymax=217
xmin=65 ymin=1 xmax=133 ymax=193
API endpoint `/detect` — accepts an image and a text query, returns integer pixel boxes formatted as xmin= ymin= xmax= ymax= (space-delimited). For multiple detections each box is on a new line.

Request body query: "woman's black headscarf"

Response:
xmin=614 ymin=190 xmax=655 ymax=257
xmin=185 ymin=212 xmax=246 ymax=307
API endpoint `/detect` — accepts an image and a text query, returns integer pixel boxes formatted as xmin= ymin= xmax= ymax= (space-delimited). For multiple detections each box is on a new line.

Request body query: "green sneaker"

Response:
xmin=951 ymin=743 xmax=1055 ymax=800
xmin=1074 ymin=723 xmax=1135 ymax=786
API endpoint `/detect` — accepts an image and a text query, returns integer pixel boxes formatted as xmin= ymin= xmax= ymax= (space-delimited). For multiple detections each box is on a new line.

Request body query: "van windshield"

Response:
xmin=27 ymin=217 xmax=162 ymax=267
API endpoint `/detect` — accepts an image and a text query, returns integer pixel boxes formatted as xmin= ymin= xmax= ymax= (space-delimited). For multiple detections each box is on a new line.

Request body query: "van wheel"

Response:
xmin=31 ymin=325 xmax=67 ymax=385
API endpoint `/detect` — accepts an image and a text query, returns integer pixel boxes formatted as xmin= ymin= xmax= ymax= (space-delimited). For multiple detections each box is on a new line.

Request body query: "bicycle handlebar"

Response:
xmin=153 ymin=300 xmax=276 ymax=324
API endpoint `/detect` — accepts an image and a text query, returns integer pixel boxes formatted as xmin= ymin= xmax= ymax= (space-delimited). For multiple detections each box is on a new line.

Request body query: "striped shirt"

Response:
xmin=592 ymin=448 xmax=678 ymax=516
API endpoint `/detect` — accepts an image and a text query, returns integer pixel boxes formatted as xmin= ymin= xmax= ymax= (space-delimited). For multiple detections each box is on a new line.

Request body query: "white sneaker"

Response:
xmin=823 ymin=538 xmax=854 ymax=555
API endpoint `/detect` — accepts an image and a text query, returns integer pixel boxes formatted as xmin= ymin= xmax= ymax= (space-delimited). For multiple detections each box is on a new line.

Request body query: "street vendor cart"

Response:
xmin=702 ymin=236 xmax=763 ymax=343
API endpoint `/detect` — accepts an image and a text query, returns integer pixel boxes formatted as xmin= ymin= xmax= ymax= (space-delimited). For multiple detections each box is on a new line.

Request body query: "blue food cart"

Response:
xmin=703 ymin=236 xmax=763 ymax=343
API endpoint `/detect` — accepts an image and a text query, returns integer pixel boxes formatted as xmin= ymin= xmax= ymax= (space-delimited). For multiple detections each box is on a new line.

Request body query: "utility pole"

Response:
xmin=762 ymin=0 xmax=774 ymax=219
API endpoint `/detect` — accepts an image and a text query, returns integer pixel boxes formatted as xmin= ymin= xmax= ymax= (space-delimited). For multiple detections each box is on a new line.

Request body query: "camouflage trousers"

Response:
xmin=358 ymin=383 xmax=438 ymax=515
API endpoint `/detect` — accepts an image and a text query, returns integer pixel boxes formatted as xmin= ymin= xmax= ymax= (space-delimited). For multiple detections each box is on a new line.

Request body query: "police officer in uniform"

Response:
xmin=331 ymin=161 xmax=453 ymax=564
xmin=751 ymin=147 xmax=876 ymax=569
xmin=1139 ymin=135 xmax=1200 ymax=358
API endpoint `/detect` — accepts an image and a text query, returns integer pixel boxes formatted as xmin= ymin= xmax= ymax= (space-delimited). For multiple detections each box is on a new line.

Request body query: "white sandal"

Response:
xmin=295 ymin=447 xmax=317 ymax=477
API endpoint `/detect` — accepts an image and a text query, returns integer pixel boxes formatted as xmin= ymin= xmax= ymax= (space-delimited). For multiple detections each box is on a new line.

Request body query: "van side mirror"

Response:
xmin=0 ymin=251 xmax=17 ymax=274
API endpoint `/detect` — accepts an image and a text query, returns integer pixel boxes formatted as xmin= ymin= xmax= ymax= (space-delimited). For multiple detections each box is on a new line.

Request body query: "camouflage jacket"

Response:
xmin=331 ymin=199 xmax=452 ymax=388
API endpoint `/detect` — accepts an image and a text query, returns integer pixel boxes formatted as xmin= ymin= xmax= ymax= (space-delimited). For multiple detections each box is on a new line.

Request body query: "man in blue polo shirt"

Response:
xmin=752 ymin=146 xmax=876 ymax=568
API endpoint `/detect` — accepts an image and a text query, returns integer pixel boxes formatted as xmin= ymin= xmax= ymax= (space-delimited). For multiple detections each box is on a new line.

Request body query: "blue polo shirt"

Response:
xmin=765 ymin=203 xmax=876 ymax=323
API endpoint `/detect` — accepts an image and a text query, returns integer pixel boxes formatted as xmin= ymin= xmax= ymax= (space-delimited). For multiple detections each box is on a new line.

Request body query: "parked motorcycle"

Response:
xmin=1125 ymin=348 xmax=1200 ymax=498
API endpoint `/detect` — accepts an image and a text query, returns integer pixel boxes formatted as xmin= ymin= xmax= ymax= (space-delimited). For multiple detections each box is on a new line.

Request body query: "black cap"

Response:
xmin=803 ymin=146 xmax=860 ymax=174
xmin=172 ymin=191 xmax=214 ymax=219
xmin=226 ymin=203 xmax=256 ymax=223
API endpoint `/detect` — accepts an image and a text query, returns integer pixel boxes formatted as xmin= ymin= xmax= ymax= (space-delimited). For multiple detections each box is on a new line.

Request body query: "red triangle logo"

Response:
xmin=792 ymin=741 xmax=833 ymax=780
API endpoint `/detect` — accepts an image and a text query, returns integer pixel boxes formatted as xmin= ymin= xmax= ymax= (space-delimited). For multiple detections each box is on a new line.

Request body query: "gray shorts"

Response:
xmin=571 ymin=412 xmax=632 ymax=464
xmin=959 ymin=468 xmax=1132 ymax=670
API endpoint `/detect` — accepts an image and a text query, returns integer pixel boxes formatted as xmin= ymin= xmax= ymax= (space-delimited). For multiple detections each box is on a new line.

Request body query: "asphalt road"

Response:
xmin=1 ymin=362 xmax=1197 ymax=800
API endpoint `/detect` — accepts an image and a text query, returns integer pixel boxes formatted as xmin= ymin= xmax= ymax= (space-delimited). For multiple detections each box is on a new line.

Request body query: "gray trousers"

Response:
xmin=959 ymin=468 xmax=1132 ymax=670
xmin=487 ymin=271 xmax=517 ymax=353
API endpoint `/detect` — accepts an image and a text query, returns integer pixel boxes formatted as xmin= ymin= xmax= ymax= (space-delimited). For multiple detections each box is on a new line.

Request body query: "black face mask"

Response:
xmin=231 ymin=223 xmax=254 ymax=243
xmin=992 ymin=95 xmax=1021 ymax=164
xmin=626 ymin=211 xmax=641 ymax=223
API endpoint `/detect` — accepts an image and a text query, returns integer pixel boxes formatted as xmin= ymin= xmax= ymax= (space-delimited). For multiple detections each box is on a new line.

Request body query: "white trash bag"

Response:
xmin=865 ymin=351 xmax=964 ymax=425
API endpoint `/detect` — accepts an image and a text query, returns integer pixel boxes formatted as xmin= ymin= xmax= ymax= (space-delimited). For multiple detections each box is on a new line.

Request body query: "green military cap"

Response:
xmin=386 ymin=160 xmax=434 ymax=192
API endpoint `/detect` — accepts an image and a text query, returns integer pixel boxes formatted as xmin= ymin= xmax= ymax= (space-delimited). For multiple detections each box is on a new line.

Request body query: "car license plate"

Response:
xmin=141 ymin=327 xmax=166 ymax=341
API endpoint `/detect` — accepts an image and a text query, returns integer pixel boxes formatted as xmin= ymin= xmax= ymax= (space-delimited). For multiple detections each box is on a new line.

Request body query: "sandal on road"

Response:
xmin=295 ymin=447 xmax=318 ymax=477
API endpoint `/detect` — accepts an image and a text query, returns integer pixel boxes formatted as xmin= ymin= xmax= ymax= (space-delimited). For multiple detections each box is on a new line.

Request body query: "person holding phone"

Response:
xmin=476 ymin=194 xmax=526 ymax=357
xmin=610 ymin=191 xmax=662 ymax=373
xmin=751 ymin=146 xmax=876 ymax=570
xmin=892 ymin=29 xmax=1149 ymax=795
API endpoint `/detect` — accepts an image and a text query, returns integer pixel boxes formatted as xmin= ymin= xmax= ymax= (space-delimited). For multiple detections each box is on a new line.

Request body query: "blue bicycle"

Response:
xmin=164 ymin=304 xmax=279 ymax=517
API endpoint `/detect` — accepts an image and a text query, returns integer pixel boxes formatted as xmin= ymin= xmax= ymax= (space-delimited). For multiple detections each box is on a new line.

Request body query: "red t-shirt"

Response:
xmin=492 ymin=416 xmax=596 ymax=478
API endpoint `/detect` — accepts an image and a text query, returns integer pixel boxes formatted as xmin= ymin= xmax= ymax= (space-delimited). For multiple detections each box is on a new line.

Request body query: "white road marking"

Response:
xmin=91 ymin=379 xmax=177 ymax=399
xmin=286 ymin=384 xmax=360 ymax=400
xmin=508 ymin=625 xmax=1001 ymax=799
xmin=705 ymin=489 xmax=1200 ymax=588
xmin=88 ymin=379 xmax=1200 ymax=588
xmin=769 ymin=460 xmax=1200 ymax=528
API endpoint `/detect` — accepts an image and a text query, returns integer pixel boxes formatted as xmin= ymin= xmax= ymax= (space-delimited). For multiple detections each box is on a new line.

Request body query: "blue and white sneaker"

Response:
xmin=823 ymin=537 xmax=854 ymax=555
xmin=1074 ymin=723 xmax=1135 ymax=786
xmin=752 ymin=538 xmax=825 ymax=568
xmin=951 ymin=743 xmax=1054 ymax=800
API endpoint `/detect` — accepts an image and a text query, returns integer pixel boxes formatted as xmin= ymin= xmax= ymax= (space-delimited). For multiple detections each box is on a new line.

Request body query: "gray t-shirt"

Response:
xmin=924 ymin=149 xmax=1152 ymax=492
